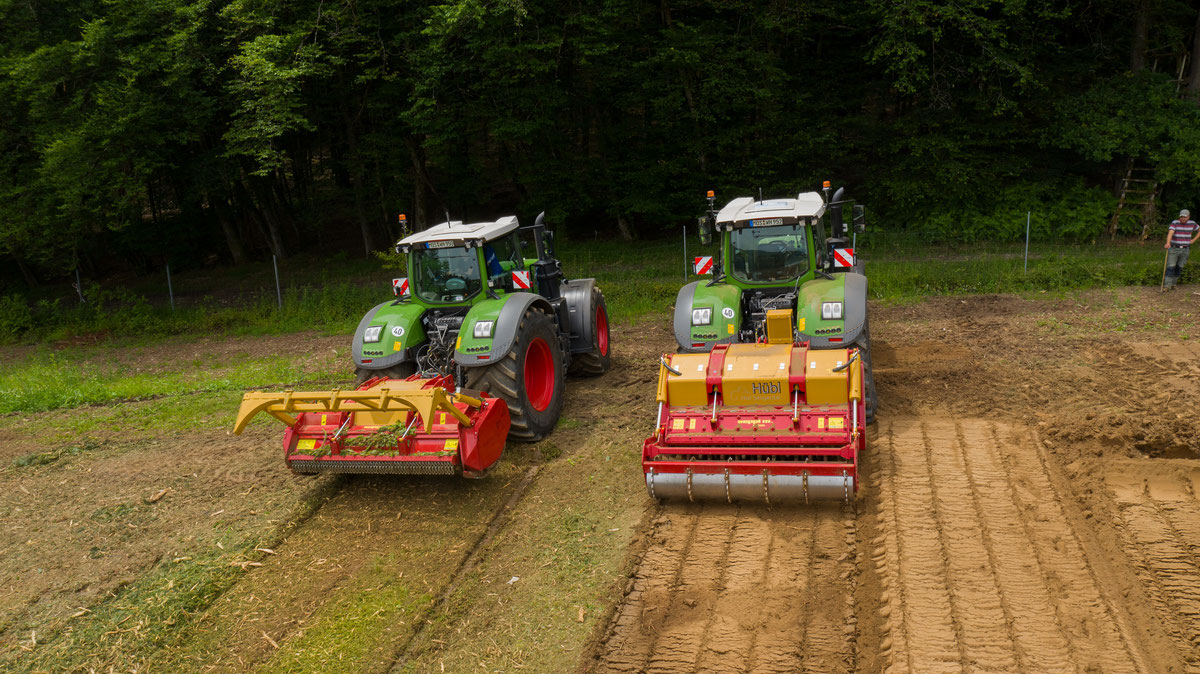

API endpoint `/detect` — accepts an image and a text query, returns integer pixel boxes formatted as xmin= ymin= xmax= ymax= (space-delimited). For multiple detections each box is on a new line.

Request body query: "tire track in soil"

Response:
xmin=868 ymin=417 xmax=1146 ymax=674
xmin=167 ymin=470 xmax=528 ymax=670
xmin=595 ymin=503 xmax=856 ymax=673
xmin=1107 ymin=469 xmax=1200 ymax=673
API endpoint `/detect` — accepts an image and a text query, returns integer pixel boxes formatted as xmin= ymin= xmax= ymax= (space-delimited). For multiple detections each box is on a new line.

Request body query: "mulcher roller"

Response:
xmin=643 ymin=309 xmax=866 ymax=504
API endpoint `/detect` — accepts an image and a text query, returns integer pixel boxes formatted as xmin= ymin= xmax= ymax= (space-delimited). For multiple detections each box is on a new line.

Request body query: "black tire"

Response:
xmin=569 ymin=287 xmax=612 ymax=376
xmin=354 ymin=362 xmax=416 ymax=387
xmin=852 ymin=318 xmax=878 ymax=424
xmin=465 ymin=307 xmax=565 ymax=441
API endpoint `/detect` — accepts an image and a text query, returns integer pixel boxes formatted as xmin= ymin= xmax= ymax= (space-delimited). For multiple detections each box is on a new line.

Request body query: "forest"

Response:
xmin=2 ymin=0 xmax=1200 ymax=291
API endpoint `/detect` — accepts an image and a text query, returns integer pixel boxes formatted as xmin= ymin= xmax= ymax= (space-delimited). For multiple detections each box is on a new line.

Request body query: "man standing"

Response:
xmin=1164 ymin=209 xmax=1199 ymax=290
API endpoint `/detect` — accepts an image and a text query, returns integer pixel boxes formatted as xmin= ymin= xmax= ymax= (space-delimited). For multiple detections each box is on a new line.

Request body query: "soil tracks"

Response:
xmin=598 ymin=504 xmax=855 ymax=673
xmin=867 ymin=418 xmax=1143 ymax=673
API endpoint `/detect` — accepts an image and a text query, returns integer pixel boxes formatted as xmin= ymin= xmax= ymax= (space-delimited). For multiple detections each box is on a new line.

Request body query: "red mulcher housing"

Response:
xmin=234 ymin=375 xmax=510 ymax=477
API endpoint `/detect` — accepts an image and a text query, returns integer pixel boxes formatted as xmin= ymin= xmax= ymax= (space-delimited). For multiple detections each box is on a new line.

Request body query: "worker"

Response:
xmin=1164 ymin=209 xmax=1199 ymax=290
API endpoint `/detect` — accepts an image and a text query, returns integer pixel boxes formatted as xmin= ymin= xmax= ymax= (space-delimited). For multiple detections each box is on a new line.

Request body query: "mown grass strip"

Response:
xmin=0 ymin=349 xmax=350 ymax=414
xmin=1 ymin=235 xmax=1191 ymax=347
xmin=10 ymin=480 xmax=342 ymax=674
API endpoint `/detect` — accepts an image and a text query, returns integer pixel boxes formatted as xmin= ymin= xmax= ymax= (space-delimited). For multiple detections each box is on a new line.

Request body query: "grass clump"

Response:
xmin=12 ymin=439 xmax=103 ymax=468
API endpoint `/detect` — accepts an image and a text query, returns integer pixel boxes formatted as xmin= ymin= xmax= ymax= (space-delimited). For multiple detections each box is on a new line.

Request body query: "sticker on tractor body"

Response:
xmin=392 ymin=277 xmax=410 ymax=296
xmin=693 ymin=256 xmax=713 ymax=275
xmin=832 ymin=248 xmax=855 ymax=268
xmin=512 ymin=270 xmax=532 ymax=290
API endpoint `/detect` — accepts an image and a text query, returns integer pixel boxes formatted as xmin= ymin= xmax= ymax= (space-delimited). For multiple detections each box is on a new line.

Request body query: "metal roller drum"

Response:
xmin=645 ymin=469 xmax=855 ymax=504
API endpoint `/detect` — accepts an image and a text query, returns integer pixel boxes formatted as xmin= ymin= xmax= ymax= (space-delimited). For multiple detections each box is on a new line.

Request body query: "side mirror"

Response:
xmin=697 ymin=216 xmax=713 ymax=245
xmin=853 ymin=205 xmax=867 ymax=233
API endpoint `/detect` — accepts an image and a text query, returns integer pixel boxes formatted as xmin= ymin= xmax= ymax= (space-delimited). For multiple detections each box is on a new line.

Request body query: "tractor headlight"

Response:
xmin=821 ymin=302 xmax=843 ymax=320
xmin=691 ymin=307 xmax=712 ymax=326
xmin=473 ymin=320 xmax=495 ymax=339
xmin=364 ymin=325 xmax=384 ymax=343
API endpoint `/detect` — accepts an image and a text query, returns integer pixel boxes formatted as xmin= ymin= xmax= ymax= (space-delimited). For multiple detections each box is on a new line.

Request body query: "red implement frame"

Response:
xmin=642 ymin=344 xmax=865 ymax=503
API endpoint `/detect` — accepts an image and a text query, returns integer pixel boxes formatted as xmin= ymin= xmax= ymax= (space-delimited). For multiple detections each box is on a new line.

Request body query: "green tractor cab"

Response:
xmin=675 ymin=184 xmax=876 ymax=421
xmin=353 ymin=213 xmax=611 ymax=440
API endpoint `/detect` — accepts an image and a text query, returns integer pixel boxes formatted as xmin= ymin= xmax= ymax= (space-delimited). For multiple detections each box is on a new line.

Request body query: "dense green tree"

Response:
xmin=2 ymin=0 xmax=1200 ymax=291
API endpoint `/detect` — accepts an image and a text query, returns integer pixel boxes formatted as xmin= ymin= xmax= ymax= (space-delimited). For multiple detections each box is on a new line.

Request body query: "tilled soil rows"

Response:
xmin=592 ymin=288 xmax=1200 ymax=673
xmin=599 ymin=504 xmax=855 ymax=673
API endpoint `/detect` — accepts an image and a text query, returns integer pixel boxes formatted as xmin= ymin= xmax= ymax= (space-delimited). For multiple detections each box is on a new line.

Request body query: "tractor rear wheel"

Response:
xmin=568 ymin=287 xmax=612 ymax=376
xmin=354 ymin=362 xmax=416 ymax=387
xmin=853 ymin=318 xmax=878 ymax=424
xmin=466 ymin=307 xmax=565 ymax=441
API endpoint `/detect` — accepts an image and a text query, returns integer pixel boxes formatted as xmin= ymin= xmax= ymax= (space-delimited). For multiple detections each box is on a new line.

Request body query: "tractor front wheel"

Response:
xmin=568 ymin=286 xmax=612 ymax=376
xmin=354 ymin=362 xmax=416 ymax=388
xmin=466 ymin=307 xmax=565 ymax=441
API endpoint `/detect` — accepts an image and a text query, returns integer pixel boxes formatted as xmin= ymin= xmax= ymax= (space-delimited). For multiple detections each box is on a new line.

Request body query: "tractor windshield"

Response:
xmin=729 ymin=224 xmax=809 ymax=284
xmin=411 ymin=245 xmax=483 ymax=303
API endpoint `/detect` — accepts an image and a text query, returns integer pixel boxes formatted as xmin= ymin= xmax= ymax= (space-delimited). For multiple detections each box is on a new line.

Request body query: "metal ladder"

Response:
xmin=1107 ymin=158 xmax=1159 ymax=239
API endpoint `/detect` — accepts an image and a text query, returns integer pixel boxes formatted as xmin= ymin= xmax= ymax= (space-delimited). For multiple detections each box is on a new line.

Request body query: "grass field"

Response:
xmin=0 ymin=232 xmax=1188 ymax=347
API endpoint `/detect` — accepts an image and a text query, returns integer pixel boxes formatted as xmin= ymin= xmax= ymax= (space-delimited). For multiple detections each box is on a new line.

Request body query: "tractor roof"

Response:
xmin=399 ymin=216 xmax=519 ymax=247
xmin=715 ymin=193 xmax=825 ymax=227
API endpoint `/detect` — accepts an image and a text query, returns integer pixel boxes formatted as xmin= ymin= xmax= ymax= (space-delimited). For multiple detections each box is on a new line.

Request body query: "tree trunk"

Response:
xmin=13 ymin=256 xmax=38 ymax=289
xmin=238 ymin=177 xmax=286 ymax=259
xmin=210 ymin=196 xmax=247 ymax=264
xmin=406 ymin=136 xmax=439 ymax=229
xmin=342 ymin=103 xmax=376 ymax=256
xmin=616 ymin=215 xmax=634 ymax=241
xmin=1188 ymin=8 xmax=1200 ymax=93
xmin=1131 ymin=0 xmax=1150 ymax=72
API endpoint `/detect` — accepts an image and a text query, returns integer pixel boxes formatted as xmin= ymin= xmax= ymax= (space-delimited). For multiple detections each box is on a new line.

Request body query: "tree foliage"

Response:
xmin=2 ymin=0 xmax=1199 ymax=289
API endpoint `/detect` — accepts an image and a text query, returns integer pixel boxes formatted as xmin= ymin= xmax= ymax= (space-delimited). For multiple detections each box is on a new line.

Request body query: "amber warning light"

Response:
xmin=706 ymin=190 xmax=715 ymax=198
xmin=822 ymin=180 xmax=831 ymax=189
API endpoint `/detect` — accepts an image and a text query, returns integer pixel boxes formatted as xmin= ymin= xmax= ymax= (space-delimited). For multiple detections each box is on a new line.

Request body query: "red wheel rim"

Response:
xmin=596 ymin=305 xmax=609 ymax=357
xmin=524 ymin=337 xmax=555 ymax=412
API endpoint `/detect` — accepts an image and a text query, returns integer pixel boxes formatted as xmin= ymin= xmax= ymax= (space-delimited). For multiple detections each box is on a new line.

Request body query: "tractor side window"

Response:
xmin=729 ymin=224 xmax=809 ymax=284
xmin=412 ymin=246 xmax=482 ymax=303
xmin=485 ymin=232 xmax=523 ymax=281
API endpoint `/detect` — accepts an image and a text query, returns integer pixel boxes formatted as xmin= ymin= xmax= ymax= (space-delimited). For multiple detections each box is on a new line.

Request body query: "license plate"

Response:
xmin=750 ymin=218 xmax=783 ymax=227
xmin=426 ymin=240 xmax=455 ymax=249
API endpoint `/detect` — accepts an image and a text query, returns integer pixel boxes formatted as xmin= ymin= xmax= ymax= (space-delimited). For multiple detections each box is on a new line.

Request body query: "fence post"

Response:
xmin=166 ymin=263 xmax=175 ymax=312
xmin=682 ymin=223 xmax=688 ymax=281
xmin=1024 ymin=211 xmax=1031 ymax=273
xmin=273 ymin=255 xmax=283 ymax=309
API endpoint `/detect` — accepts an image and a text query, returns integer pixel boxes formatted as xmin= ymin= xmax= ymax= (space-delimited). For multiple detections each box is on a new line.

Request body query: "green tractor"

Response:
xmin=352 ymin=213 xmax=611 ymax=441
xmin=676 ymin=183 xmax=877 ymax=422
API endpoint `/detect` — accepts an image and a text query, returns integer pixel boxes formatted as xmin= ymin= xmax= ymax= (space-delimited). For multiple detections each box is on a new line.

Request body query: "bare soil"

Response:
xmin=3 ymin=285 xmax=1200 ymax=672
xmin=591 ymin=286 xmax=1200 ymax=673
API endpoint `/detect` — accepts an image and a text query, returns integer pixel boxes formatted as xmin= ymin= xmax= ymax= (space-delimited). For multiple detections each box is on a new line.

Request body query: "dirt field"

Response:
xmin=3 ymin=286 xmax=1200 ymax=672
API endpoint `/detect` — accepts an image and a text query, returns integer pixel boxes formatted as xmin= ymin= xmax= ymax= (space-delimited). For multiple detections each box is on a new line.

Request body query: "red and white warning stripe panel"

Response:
xmin=392 ymin=277 xmax=410 ymax=296
xmin=693 ymin=256 xmax=713 ymax=275
xmin=832 ymin=248 xmax=855 ymax=268
xmin=512 ymin=270 xmax=532 ymax=290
